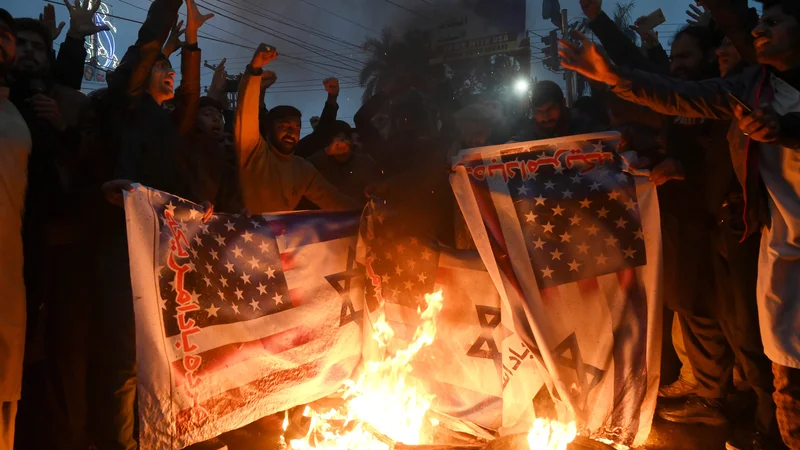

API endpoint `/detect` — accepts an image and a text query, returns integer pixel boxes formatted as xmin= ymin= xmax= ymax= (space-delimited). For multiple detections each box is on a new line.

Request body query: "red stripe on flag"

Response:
xmin=266 ymin=219 xmax=287 ymax=237
xmin=288 ymin=288 xmax=306 ymax=307
xmin=280 ymin=251 xmax=295 ymax=271
xmin=171 ymin=325 xmax=317 ymax=382
xmin=539 ymin=286 xmax=560 ymax=303
xmin=577 ymin=277 xmax=600 ymax=297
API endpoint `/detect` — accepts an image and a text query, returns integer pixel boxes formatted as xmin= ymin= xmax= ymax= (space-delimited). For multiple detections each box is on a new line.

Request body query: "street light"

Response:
xmin=514 ymin=78 xmax=529 ymax=94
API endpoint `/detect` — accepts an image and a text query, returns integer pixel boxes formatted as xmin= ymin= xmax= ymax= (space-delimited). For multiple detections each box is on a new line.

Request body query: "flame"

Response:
xmin=527 ymin=418 xmax=577 ymax=450
xmin=285 ymin=290 xmax=444 ymax=448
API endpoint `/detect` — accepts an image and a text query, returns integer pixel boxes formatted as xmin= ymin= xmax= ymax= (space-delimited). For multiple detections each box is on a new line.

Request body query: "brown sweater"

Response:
xmin=235 ymin=70 xmax=360 ymax=214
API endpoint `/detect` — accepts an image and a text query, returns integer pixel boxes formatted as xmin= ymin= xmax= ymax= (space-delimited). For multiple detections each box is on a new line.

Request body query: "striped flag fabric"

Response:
xmin=449 ymin=132 xmax=663 ymax=447
xmin=124 ymin=187 xmax=363 ymax=449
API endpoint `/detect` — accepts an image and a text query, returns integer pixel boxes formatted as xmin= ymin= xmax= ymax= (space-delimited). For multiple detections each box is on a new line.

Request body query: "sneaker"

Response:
xmin=726 ymin=432 xmax=788 ymax=450
xmin=657 ymin=397 xmax=727 ymax=426
xmin=658 ymin=377 xmax=698 ymax=399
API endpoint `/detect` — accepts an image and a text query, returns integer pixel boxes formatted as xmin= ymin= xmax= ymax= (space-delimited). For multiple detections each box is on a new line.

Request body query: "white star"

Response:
xmin=418 ymin=273 xmax=428 ymax=283
xmin=592 ymin=142 xmax=606 ymax=152
xmin=559 ymin=232 xmax=572 ymax=243
xmin=251 ymin=220 xmax=262 ymax=229
xmin=571 ymin=174 xmax=582 ymax=184
xmin=203 ymin=276 xmax=212 ymax=286
xmin=544 ymin=181 xmax=556 ymax=190
xmin=217 ymin=290 xmax=226 ymax=301
xmin=615 ymin=217 xmax=628 ymax=229
xmin=568 ymin=259 xmax=581 ymax=272
xmin=580 ymin=198 xmax=592 ymax=209
xmin=577 ymin=243 xmax=590 ymax=254
xmin=214 ymin=234 xmax=226 ymax=246
xmin=561 ymin=189 xmax=573 ymax=199
xmin=525 ymin=211 xmax=538 ymax=223
xmin=625 ymin=199 xmax=637 ymax=211
xmin=186 ymin=262 xmax=196 ymax=273
xmin=616 ymin=172 xmax=628 ymax=182
xmin=518 ymin=184 xmax=530 ymax=195
xmin=590 ymin=182 xmax=602 ymax=191
xmin=635 ymin=229 xmax=645 ymax=240
xmin=550 ymin=249 xmax=563 ymax=260
xmin=542 ymin=266 xmax=554 ymax=278
xmin=596 ymin=253 xmax=609 ymax=265
xmin=404 ymin=280 xmax=414 ymax=291
xmin=200 ymin=223 xmax=210 ymax=234
xmin=189 ymin=290 xmax=201 ymax=304
xmin=234 ymin=288 xmax=244 ymax=300
xmin=165 ymin=202 xmax=177 ymax=216
xmin=624 ymin=247 xmax=637 ymax=259
xmin=605 ymin=236 xmax=619 ymax=248
xmin=396 ymin=244 xmax=405 ymax=253
xmin=552 ymin=205 xmax=565 ymax=216
xmin=407 ymin=259 xmax=417 ymax=270
xmin=554 ymin=166 xmax=565 ymax=174
xmin=608 ymin=190 xmax=621 ymax=200
xmin=586 ymin=224 xmax=600 ymax=236
xmin=232 ymin=246 xmax=244 ymax=258
xmin=259 ymin=241 xmax=271 ymax=254
xmin=597 ymin=207 xmax=610 ymax=218
xmin=225 ymin=220 xmax=236 ymax=232
xmin=395 ymin=265 xmax=404 ymax=275
xmin=206 ymin=304 xmax=221 ymax=317
xmin=219 ymin=276 xmax=228 ymax=287
xmin=242 ymin=231 xmax=254 ymax=243
xmin=256 ymin=283 xmax=267 ymax=295
xmin=381 ymin=273 xmax=391 ymax=283
xmin=569 ymin=214 xmax=582 ymax=226
xmin=188 ymin=209 xmax=200 ymax=220
xmin=189 ymin=248 xmax=199 ymax=259
xmin=160 ymin=298 xmax=168 ymax=310
xmin=249 ymin=298 xmax=261 ymax=311
xmin=231 ymin=303 xmax=240 ymax=314
xmin=248 ymin=256 xmax=260 ymax=269
xmin=224 ymin=261 xmax=235 ymax=273
xmin=209 ymin=249 xmax=219 ymax=260
xmin=265 ymin=266 xmax=276 ymax=279
xmin=193 ymin=235 xmax=203 ymax=247
xmin=532 ymin=238 xmax=546 ymax=249
xmin=420 ymin=249 xmax=432 ymax=261
xmin=534 ymin=195 xmax=546 ymax=206
xmin=273 ymin=293 xmax=284 ymax=305
xmin=542 ymin=222 xmax=555 ymax=233
xmin=385 ymin=252 xmax=394 ymax=261
xmin=241 ymin=272 xmax=251 ymax=284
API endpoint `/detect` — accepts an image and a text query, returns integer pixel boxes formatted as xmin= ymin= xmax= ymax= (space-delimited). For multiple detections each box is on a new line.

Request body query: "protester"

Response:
xmin=0 ymin=9 xmax=31 ymax=450
xmin=559 ymin=2 xmax=800 ymax=447
xmin=235 ymin=43 xmax=359 ymax=213
xmin=512 ymin=80 xmax=605 ymax=141
xmin=294 ymin=77 xmax=345 ymax=159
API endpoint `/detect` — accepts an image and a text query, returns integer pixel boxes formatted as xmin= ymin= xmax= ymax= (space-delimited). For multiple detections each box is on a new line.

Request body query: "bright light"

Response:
xmin=514 ymin=78 xmax=530 ymax=94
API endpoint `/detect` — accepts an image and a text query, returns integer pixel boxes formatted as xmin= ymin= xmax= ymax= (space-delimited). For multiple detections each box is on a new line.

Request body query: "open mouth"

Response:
xmin=164 ymin=78 xmax=175 ymax=90
xmin=754 ymin=37 xmax=770 ymax=49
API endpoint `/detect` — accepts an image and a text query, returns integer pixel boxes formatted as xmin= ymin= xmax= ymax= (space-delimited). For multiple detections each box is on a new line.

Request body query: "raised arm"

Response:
xmin=700 ymin=0 xmax=758 ymax=65
xmin=49 ymin=1 xmax=110 ymax=90
xmin=236 ymin=44 xmax=277 ymax=164
xmin=294 ymin=78 xmax=340 ymax=158
xmin=171 ymin=0 xmax=212 ymax=135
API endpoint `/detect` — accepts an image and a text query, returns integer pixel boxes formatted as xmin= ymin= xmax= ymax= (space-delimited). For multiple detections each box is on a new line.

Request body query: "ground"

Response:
xmin=644 ymin=416 xmax=729 ymax=449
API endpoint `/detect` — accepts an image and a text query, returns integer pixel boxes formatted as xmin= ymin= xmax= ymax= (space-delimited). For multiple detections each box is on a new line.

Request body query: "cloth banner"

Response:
xmin=449 ymin=132 xmax=663 ymax=447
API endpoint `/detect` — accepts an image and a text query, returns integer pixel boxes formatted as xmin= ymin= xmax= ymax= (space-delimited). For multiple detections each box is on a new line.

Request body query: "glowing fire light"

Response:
xmin=284 ymin=290 xmax=444 ymax=449
xmin=527 ymin=418 xmax=577 ymax=450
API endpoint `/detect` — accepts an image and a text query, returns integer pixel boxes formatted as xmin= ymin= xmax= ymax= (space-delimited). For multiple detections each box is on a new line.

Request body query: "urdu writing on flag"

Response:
xmin=450 ymin=132 xmax=663 ymax=447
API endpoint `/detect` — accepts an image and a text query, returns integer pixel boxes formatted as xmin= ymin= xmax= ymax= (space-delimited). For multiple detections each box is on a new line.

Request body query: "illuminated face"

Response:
xmin=0 ymin=19 xmax=15 ymax=76
xmin=148 ymin=59 xmax=176 ymax=105
xmin=197 ymin=105 xmax=224 ymax=139
xmin=716 ymin=37 xmax=742 ymax=78
xmin=325 ymin=132 xmax=353 ymax=162
xmin=752 ymin=5 xmax=800 ymax=68
xmin=14 ymin=30 xmax=48 ymax=75
xmin=271 ymin=117 xmax=301 ymax=155
xmin=534 ymin=100 xmax=563 ymax=133
xmin=669 ymin=34 xmax=705 ymax=80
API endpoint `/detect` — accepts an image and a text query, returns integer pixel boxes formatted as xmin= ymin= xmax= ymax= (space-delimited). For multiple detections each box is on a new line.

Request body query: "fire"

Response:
xmin=527 ymin=418 xmax=577 ymax=450
xmin=284 ymin=290 xmax=444 ymax=448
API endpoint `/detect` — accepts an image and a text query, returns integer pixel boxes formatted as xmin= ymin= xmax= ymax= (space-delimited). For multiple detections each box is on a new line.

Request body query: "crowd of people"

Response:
xmin=0 ymin=0 xmax=799 ymax=448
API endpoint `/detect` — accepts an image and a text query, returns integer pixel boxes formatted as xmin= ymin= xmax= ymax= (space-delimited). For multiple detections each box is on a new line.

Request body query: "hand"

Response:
xmin=650 ymin=158 xmax=685 ymax=186
xmin=631 ymin=18 xmax=659 ymax=47
xmin=101 ymin=179 xmax=135 ymax=207
xmin=251 ymin=43 xmax=278 ymax=68
xmin=261 ymin=70 xmax=278 ymax=90
xmin=559 ymin=30 xmax=621 ymax=86
xmin=580 ymin=0 xmax=603 ymax=21
xmin=30 ymin=94 xmax=66 ymax=132
xmin=40 ymin=4 xmax=65 ymax=41
xmin=63 ymin=0 xmax=110 ymax=39
xmin=323 ymin=78 xmax=340 ymax=96
xmin=208 ymin=58 xmax=227 ymax=95
xmin=162 ymin=19 xmax=185 ymax=57
xmin=735 ymin=103 xmax=781 ymax=143
xmin=686 ymin=3 xmax=712 ymax=27
xmin=184 ymin=0 xmax=213 ymax=44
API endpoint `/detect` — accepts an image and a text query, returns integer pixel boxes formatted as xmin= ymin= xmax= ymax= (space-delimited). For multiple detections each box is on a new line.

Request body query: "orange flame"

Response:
xmin=527 ymin=418 xmax=577 ymax=450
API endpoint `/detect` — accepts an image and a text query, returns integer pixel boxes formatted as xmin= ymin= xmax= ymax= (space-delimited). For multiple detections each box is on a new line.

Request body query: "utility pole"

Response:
xmin=560 ymin=8 xmax=575 ymax=107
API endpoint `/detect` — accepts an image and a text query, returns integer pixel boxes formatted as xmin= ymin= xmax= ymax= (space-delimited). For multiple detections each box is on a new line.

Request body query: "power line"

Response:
xmin=298 ymin=0 xmax=380 ymax=35
xmin=379 ymin=0 xmax=432 ymax=21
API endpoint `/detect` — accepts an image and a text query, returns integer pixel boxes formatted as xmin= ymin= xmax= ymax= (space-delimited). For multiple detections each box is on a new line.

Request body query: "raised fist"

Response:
xmin=251 ymin=43 xmax=278 ymax=69
xmin=323 ymin=78 xmax=340 ymax=96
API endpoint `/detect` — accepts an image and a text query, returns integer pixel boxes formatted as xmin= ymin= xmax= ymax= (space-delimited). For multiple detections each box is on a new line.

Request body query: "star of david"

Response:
xmin=466 ymin=305 xmax=502 ymax=361
xmin=552 ymin=332 xmax=604 ymax=395
xmin=325 ymin=246 xmax=364 ymax=327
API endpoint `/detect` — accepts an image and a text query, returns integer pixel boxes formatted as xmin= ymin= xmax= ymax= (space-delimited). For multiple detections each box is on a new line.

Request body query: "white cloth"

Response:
xmin=756 ymin=75 xmax=800 ymax=369
xmin=0 ymin=87 xmax=31 ymax=401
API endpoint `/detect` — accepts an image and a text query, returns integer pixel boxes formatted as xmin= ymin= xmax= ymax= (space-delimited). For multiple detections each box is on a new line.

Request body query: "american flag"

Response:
xmin=450 ymin=133 xmax=662 ymax=446
xmin=126 ymin=187 xmax=364 ymax=449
